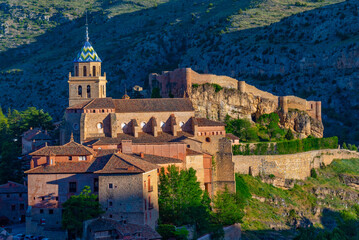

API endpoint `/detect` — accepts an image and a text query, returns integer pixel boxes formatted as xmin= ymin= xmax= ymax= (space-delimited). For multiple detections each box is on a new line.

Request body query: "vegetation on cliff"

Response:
xmin=237 ymin=159 xmax=359 ymax=239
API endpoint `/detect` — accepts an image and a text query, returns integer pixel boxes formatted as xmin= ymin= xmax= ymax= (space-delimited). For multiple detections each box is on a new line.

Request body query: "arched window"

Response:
xmin=141 ymin=122 xmax=146 ymax=128
xmin=78 ymin=86 xmax=82 ymax=96
xmin=87 ymin=85 xmax=91 ymax=98
xmin=83 ymin=66 xmax=87 ymax=76
xmin=97 ymin=123 xmax=103 ymax=129
xmin=160 ymin=121 xmax=165 ymax=128
xmin=121 ymin=123 xmax=127 ymax=129
xmin=179 ymin=121 xmax=185 ymax=127
xmin=93 ymin=66 xmax=96 ymax=76
xmin=75 ymin=66 xmax=78 ymax=76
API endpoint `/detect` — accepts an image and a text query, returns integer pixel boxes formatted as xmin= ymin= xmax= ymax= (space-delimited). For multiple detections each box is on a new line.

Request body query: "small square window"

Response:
xmin=56 ymin=197 xmax=59 ymax=201
xmin=68 ymin=156 xmax=72 ymax=161
xmin=109 ymin=183 xmax=113 ymax=189
xmin=6 ymin=194 xmax=10 ymax=198
xmin=40 ymin=209 xmax=44 ymax=214
xmin=11 ymin=205 xmax=15 ymax=211
xmin=109 ymin=201 xmax=113 ymax=207
xmin=41 ymin=197 xmax=45 ymax=201
xmin=19 ymin=193 xmax=22 ymax=197
xmin=20 ymin=204 xmax=24 ymax=210
xmin=49 ymin=209 xmax=54 ymax=214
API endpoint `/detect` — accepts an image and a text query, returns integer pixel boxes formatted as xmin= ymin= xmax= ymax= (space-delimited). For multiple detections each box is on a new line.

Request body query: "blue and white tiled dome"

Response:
xmin=74 ymin=41 xmax=102 ymax=62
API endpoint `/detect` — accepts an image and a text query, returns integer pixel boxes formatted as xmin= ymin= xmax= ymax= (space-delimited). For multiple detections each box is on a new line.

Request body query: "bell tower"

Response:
xmin=68 ymin=18 xmax=107 ymax=107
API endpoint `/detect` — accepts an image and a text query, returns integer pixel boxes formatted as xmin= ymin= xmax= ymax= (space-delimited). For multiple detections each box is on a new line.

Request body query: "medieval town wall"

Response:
xmin=233 ymin=149 xmax=359 ymax=180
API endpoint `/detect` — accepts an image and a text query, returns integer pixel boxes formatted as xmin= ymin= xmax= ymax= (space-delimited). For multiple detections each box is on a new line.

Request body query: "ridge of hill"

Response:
xmin=0 ymin=0 xmax=357 ymax=143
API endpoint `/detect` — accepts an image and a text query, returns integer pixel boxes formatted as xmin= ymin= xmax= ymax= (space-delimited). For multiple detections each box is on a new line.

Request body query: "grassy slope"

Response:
xmin=0 ymin=0 xmax=344 ymax=117
xmin=238 ymin=159 xmax=359 ymax=239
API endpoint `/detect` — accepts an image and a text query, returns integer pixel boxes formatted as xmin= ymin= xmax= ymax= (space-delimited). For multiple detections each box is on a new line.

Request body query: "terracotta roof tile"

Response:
xmin=196 ymin=118 xmax=226 ymax=127
xmin=25 ymin=162 xmax=92 ymax=174
xmin=226 ymin=133 xmax=240 ymax=140
xmin=186 ymin=149 xmax=204 ymax=156
xmin=30 ymin=140 xmax=96 ymax=156
xmin=88 ymin=132 xmax=193 ymax=145
xmin=132 ymin=153 xmax=182 ymax=164
xmin=95 ymin=153 xmax=159 ymax=174
xmin=67 ymin=98 xmax=194 ymax=113
xmin=113 ymin=98 xmax=194 ymax=113
xmin=86 ymin=218 xmax=161 ymax=239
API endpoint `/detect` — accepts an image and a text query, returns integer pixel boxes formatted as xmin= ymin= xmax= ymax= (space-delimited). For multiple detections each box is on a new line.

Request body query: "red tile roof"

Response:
xmin=88 ymin=132 xmax=193 ymax=145
xmin=95 ymin=153 xmax=159 ymax=174
xmin=186 ymin=149 xmax=204 ymax=156
xmin=30 ymin=140 xmax=96 ymax=156
xmin=196 ymin=118 xmax=226 ymax=127
xmin=226 ymin=133 xmax=240 ymax=140
xmin=67 ymin=98 xmax=194 ymax=113
xmin=131 ymin=153 xmax=182 ymax=164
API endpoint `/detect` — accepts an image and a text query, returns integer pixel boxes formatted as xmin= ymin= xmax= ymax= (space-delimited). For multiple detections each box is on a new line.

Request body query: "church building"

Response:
xmin=26 ymin=27 xmax=235 ymax=239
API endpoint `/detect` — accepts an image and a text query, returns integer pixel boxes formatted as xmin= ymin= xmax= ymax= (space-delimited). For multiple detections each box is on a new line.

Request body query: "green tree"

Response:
xmin=285 ymin=129 xmax=294 ymax=140
xmin=62 ymin=186 xmax=103 ymax=239
xmin=151 ymin=87 xmax=162 ymax=98
xmin=343 ymin=142 xmax=348 ymax=149
xmin=212 ymin=186 xmax=244 ymax=226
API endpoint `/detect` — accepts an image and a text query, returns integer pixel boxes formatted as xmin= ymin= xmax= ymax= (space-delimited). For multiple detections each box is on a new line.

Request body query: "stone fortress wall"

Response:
xmin=233 ymin=149 xmax=359 ymax=180
xmin=149 ymin=68 xmax=322 ymax=122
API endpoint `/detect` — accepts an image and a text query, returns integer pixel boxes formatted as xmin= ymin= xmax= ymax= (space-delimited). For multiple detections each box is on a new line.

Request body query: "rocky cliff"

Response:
xmin=191 ymin=84 xmax=324 ymax=138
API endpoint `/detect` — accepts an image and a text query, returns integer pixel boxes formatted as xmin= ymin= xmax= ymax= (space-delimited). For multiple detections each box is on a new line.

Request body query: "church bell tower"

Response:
xmin=68 ymin=19 xmax=107 ymax=107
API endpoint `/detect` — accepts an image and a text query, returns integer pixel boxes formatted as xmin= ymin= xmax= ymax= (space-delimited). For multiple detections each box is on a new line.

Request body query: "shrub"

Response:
xmin=310 ymin=168 xmax=318 ymax=179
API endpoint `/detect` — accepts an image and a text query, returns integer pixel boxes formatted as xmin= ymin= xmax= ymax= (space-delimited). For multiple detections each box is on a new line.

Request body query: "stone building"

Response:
xmin=21 ymin=128 xmax=52 ymax=155
xmin=26 ymin=29 xmax=237 ymax=239
xmin=83 ymin=217 xmax=161 ymax=240
xmin=25 ymin=137 xmax=172 ymax=238
xmin=0 ymin=181 xmax=27 ymax=224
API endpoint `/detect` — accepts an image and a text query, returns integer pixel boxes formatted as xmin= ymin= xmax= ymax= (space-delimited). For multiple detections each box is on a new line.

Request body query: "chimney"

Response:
xmin=121 ymin=140 xmax=132 ymax=154
xmin=140 ymin=152 xmax=144 ymax=158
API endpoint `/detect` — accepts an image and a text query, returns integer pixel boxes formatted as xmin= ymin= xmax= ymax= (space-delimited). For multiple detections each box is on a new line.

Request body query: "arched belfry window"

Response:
xmin=83 ymin=66 xmax=87 ymax=76
xmin=75 ymin=66 xmax=78 ymax=76
xmin=87 ymin=85 xmax=91 ymax=98
xmin=93 ymin=66 xmax=96 ymax=76
xmin=78 ymin=86 xmax=82 ymax=97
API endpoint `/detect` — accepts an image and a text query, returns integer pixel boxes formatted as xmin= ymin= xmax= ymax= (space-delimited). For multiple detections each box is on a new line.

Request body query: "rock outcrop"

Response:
xmin=190 ymin=84 xmax=324 ymax=138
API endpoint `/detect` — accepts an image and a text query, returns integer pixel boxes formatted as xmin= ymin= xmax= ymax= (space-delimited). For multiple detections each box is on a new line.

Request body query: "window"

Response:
xmin=69 ymin=182 xmax=77 ymax=193
xmin=19 ymin=193 xmax=22 ymax=197
xmin=141 ymin=122 xmax=146 ymax=128
xmin=97 ymin=123 xmax=103 ymax=129
xmin=121 ymin=123 xmax=127 ymax=129
xmin=79 ymin=156 xmax=86 ymax=161
xmin=50 ymin=159 xmax=53 ymax=165
xmin=73 ymin=123 xmax=79 ymax=130
xmin=78 ymin=85 xmax=82 ymax=96
xmin=75 ymin=66 xmax=78 ymax=76
xmin=40 ymin=209 xmax=44 ymax=214
xmin=41 ymin=197 xmax=45 ymax=201
xmin=49 ymin=209 xmax=54 ymax=214
xmin=109 ymin=201 xmax=113 ymax=207
xmin=94 ymin=178 xmax=99 ymax=192
xmin=179 ymin=121 xmax=185 ymax=127
xmin=6 ymin=194 xmax=9 ymax=198
xmin=109 ymin=214 xmax=112 ymax=218
xmin=83 ymin=66 xmax=87 ymax=76
xmin=87 ymin=85 xmax=91 ymax=98
xmin=205 ymin=137 xmax=211 ymax=143
xmin=56 ymin=197 xmax=59 ymax=201
xmin=108 ymin=183 xmax=113 ymax=189
xmin=144 ymin=199 xmax=147 ymax=211
xmin=93 ymin=66 xmax=96 ymax=76
xmin=160 ymin=121 xmax=165 ymax=128
xmin=20 ymin=204 xmax=24 ymax=210
xmin=68 ymin=156 xmax=72 ymax=161
xmin=11 ymin=205 xmax=15 ymax=211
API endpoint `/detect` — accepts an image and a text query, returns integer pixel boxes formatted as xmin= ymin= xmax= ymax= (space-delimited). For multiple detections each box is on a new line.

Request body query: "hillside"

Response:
xmin=237 ymin=158 xmax=359 ymax=239
xmin=0 ymin=0 xmax=358 ymax=143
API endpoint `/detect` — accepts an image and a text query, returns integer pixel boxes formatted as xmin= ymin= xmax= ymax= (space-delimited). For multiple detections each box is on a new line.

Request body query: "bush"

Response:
xmin=310 ymin=168 xmax=318 ymax=179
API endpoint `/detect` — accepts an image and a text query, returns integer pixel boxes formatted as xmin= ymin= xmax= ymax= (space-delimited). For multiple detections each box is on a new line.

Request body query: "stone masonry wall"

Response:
xmin=233 ymin=149 xmax=359 ymax=180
